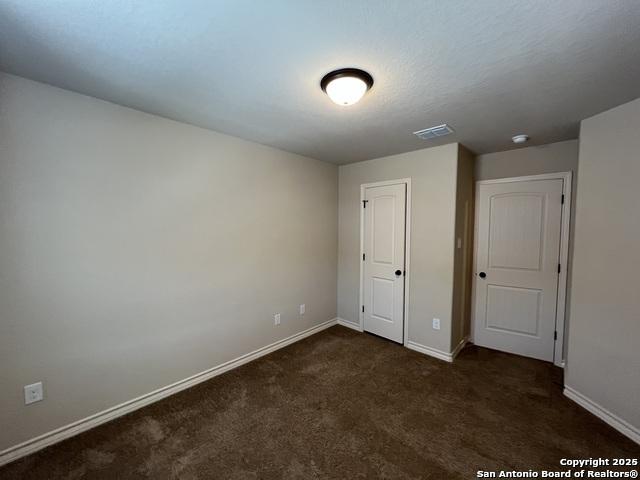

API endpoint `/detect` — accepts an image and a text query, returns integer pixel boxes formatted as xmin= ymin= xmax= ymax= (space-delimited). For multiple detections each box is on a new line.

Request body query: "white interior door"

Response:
xmin=473 ymin=178 xmax=564 ymax=361
xmin=363 ymin=183 xmax=406 ymax=343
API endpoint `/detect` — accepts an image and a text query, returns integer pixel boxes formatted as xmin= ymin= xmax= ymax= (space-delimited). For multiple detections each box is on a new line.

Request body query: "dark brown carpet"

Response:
xmin=2 ymin=326 xmax=638 ymax=479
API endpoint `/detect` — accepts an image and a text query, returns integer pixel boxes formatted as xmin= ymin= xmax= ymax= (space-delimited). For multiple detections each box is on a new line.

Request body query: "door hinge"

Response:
xmin=554 ymin=331 xmax=558 ymax=340
xmin=558 ymin=263 xmax=561 ymax=274
xmin=362 ymin=200 xmax=368 ymax=208
xmin=362 ymin=305 xmax=365 ymax=313
xmin=363 ymin=253 xmax=365 ymax=261
xmin=561 ymin=194 xmax=565 ymax=204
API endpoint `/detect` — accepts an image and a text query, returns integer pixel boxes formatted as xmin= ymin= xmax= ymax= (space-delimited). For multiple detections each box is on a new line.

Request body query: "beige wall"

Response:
xmin=475 ymin=140 xmax=579 ymax=181
xmin=566 ymin=98 xmax=640 ymax=432
xmin=337 ymin=144 xmax=460 ymax=353
xmin=451 ymin=146 xmax=475 ymax=346
xmin=0 ymin=73 xmax=338 ymax=451
xmin=475 ymin=140 xmax=579 ymax=361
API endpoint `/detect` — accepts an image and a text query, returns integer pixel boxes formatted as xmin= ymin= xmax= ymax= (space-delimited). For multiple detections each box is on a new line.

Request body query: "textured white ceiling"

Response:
xmin=1 ymin=0 xmax=639 ymax=164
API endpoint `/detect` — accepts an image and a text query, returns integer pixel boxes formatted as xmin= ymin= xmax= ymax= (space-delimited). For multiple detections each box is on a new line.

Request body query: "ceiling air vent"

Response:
xmin=413 ymin=124 xmax=454 ymax=140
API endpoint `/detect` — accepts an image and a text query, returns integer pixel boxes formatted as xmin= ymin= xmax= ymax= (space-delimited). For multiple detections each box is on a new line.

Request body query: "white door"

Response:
xmin=473 ymin=178 xmax=564 ymax=361
xmin=363 ymin=183 xmax=406 ymax=343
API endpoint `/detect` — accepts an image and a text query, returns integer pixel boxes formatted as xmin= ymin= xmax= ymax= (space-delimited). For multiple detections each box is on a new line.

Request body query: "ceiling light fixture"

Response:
xmin=321 ymin=68 xmax=373 ymax=106
xmin=512 ymin=134 xmax=529 ymax=144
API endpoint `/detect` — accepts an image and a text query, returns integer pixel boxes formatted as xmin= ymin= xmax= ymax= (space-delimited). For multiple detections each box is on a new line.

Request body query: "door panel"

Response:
xmin=488 ymin=194 xmax=545 ymax=270
xmin=474 ymin=179 xmax=563 ymax=361
xmin=371 ymin=277 xmax=394 ymax=321
xmin=372 ymin=196 xmax=395 ymax=264
xmin=485 ymin=285 xmax=541 ymax=336
xmin=363 ymin=183 xmax=406 ymax=343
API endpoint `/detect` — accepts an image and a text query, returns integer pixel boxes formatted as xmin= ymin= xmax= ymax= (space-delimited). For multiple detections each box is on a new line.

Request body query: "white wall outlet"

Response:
xmin=24 ymin=382 xmax=43 ymax=405
xmin=299 ymin=304 xmax=305 ymax=315
xmin=274 ymin=313 xmax=281 ymax=326
xmin=432 ymin=318 xmax=441 ymax=330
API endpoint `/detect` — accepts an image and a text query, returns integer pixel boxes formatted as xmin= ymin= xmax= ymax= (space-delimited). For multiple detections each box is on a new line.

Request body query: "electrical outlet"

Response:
xmin=432 ymin=318 xmax=441 ymax=330
xmin=24 ymin=382 xmax=43 ymax=405
xmin=299 ymin=304 xmax=305 ymax=315
xmin=274 ymin=313 xmax=281 ymax=326
xmin=457 ymin=237 xmax=462 ymax=249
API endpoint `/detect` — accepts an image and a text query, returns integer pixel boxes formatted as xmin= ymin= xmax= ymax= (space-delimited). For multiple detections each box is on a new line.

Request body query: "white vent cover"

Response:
xmin=413 ymin=124 xmax=454 ymax=140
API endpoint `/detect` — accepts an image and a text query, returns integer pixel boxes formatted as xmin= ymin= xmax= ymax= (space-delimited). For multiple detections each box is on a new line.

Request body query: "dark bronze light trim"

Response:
xmin=320 ymin=68 xmax=374 ymax=92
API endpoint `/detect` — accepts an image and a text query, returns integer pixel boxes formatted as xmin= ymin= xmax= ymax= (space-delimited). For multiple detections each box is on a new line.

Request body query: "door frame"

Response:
xmin=471 ymin=172 xmax=572 ymax=367
xmin=359 ymin=178 xmax=412 ymax=345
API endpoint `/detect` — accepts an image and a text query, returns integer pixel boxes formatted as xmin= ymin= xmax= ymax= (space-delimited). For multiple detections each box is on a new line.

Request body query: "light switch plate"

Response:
xmin=299 ymin=304 xmax=305 ymax=315
xmin=274 ymin=313 xmax=281 ymax=325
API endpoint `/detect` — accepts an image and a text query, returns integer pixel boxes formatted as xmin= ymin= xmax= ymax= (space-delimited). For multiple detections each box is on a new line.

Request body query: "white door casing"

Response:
xmin=362 ymin=182 xmax=407 ymax=343
xmin=473 ymin=177 xmax=565 ymax=362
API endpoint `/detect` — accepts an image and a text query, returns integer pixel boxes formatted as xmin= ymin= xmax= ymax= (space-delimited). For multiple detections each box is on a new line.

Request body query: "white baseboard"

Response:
xmin=0 ymin=318 xmax=338 ymax=467
xmin=564 ymin=386 xmax=640 ymax=445
xmin=405 ymin=341 xmax=454 ymax=362
xmin=451 ymin=336 xmax=470 ymax=360
xmin=336 ymin=318 xmax=363 ymax=332
xmin=405 ymin=336 xmax=469 ymax=363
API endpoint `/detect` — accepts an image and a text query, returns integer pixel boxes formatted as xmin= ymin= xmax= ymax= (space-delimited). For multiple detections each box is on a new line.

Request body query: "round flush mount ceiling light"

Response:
xmin=320 ymin=68 xmax=374 ymax=106
xmin=512 ymin=134 xmax=529 ymax=144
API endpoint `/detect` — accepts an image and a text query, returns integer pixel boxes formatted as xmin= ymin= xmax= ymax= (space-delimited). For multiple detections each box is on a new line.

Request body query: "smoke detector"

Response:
xmin=512 ymin=134 xmax=529 ymax=144
xmin=413 ymin=124 xmax=454 ymax=140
